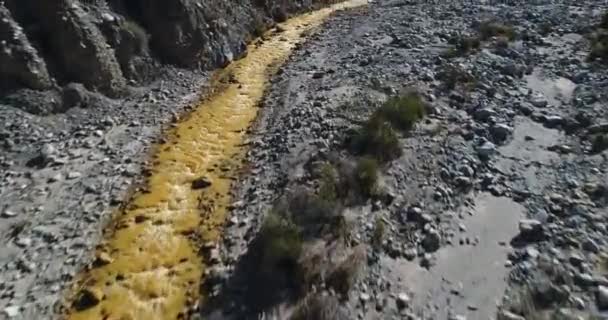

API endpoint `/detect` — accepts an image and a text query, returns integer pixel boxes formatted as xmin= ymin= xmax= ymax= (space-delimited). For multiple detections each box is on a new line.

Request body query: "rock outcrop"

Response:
xmin=0 ymin=3 xmax=52 ymax=92
xmin=0 ymin=0 xmax=337 ymax=113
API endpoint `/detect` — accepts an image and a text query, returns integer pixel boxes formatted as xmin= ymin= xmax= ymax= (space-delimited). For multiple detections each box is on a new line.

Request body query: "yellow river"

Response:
xmin=66 ymin=1 xmax=366 ymax=319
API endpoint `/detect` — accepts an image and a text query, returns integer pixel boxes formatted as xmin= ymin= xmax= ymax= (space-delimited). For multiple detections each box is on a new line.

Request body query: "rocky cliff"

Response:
xmin=0 ymin=0 xmax=337 ymax=112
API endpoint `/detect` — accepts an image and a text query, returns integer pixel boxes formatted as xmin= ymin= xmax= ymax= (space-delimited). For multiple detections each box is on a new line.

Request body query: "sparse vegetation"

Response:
xmin=446 ymin=35 xmax=481 ymax=57
xmin=377 ymin=93 xmax=426 ymax=132
xmin=589 ymin=27 xmax=608 ymax=62
xmin=445 ymin=21 xmax=516 ymax=57
xmin=479 ymin=21 xmax=516 ymax=41
xmin=355 ymin=157 xmax=379 ymax=198
xmin=258 ymin=212 xmax=303 ymax=272
xmin=591 ymin=134 xmax=608 ymax=153
xmin=588 ymin=12 xmax=608 ymax=62
xmin=539 ymin=22 xmax=553 ymax=36
xmin=291 ymin=294 xmax=344 ymax=320
xmin=318 ymin=163 xmax=339 ymax=202
xmin=121 ymin=20 xmax=149 ymax=54
xmin=350 ymin=116 xmax=402 ymax=162
xmin=437 ymin=64 xmax=476 ymax=90
xmin=350 ymin=93 xmax=426 ymax=162
xmin=326 ymin=247 xmax=365 ymax=298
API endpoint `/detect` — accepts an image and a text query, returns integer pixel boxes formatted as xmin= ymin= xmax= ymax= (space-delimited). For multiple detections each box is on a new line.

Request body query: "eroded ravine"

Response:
xmin=66 ymin=1 xmax=366 ymax=319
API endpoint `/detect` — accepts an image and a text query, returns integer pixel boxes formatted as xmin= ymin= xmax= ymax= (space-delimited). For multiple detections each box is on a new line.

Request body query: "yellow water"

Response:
xmin=66 ymin=1 xmax=366 ymax=319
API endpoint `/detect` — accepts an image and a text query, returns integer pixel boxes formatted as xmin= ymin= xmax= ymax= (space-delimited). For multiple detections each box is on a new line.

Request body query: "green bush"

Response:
xmin=377 ymin=93 xmax=426 ymax=132
xmin=355 ymin=157 xmax=379 ymax=198
xmin=479 ymin=21 xmax=516 ymax=41
xmin=589 ymin=29 xmax=608 ymax=62
xmin=258 ymin=213 xmax=302 ymax=271
xmin=350 ymin=115 xmax=402 ymax=163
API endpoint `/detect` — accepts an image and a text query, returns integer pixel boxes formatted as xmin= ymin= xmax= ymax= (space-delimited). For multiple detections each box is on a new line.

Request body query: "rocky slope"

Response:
xmin=0 ymin=0 xmax=336 ymax=111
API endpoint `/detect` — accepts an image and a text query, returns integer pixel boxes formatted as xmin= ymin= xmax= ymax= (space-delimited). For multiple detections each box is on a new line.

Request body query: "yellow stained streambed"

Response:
xmin=67 ymin=1 xmax=366 ymax=319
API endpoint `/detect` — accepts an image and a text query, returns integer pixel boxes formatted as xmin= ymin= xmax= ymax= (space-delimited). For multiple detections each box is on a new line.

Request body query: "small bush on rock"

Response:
xmin=589 ymin=29 xmax=608 ymax=62
xmin=350 ymin=115 xmax=402 ymax=163
xmin=479 ymin=21 xmax=516 ymax=41
xmin=447 ymin=35 xmax=481 ymax=57
xmin=377 ymin=93 xmax=426 ymax=133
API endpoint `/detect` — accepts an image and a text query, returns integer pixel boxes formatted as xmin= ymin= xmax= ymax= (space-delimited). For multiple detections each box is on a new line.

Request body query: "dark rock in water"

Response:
xmin=192 ymin=177 xmax=212 ymax=189
xmin=73 ymin=287 xmax=103 ymax=311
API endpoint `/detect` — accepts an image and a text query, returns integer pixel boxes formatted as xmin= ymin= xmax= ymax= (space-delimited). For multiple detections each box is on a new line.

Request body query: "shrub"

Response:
xmin=377 ymin=93 xmax=426 ymax=132
xmin=438 ymin=64 xmax=476 ymax=90
xmin=121 ymin=20 xmax=148 ymax=54
xmin=291 ymin=294 xmax=344 ymax=320
xmin=318 ymin=163 xmax=338 ymax=202
xmin=326 ymin=247 xmax=365 ymax=298
xmin=479 ymin=21 xmax=516 ymax=41
xmin=355 ymin=157 xmax=379 ymax=198
xmin=450 ymin=36 xmax=481 ymax=56
xmin=602 ymin=11 xmax=608 ymax=29
xmin=371 ymin=216 xmax=385 ymax=249
xmin=252 ymin=12 xmax=267 ymax=38
xmin=350 ymin=115 xmax=402 ymax=163
xmin=258 ymin=213 xmax=302 ymax=272
xmin=591 ymin=134 xmax=608 ymax=153
xmin=589 ymin=29 xmax=608 ymax=62
xmin=539 ymin=22 xmax=553 ymax=36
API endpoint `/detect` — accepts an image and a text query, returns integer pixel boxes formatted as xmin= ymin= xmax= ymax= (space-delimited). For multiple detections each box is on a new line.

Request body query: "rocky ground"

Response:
xmin=0 ymin=67 xmax=212 ymax=318
xmin=202 ymin=1 xmax=608 ymax=320
xmin=2 ymin=0 xmax=608 ymax=319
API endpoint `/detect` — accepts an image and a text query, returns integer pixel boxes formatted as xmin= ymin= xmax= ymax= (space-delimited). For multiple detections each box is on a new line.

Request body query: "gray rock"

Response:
xmin=360 ymin=292 xmax=371 ymax=303
xmin=3 ymin=306 xmax=19 ymax=318
xmin=582 ymin=238 xmax=600 ymax=253
xmin=544 ymin=115 xmax=565 ymax=128
xmin=474 ymin=108 xmax=497 ymax=121
xmin=531 ymin=94 xmax=548 ymax=108
xmin=477 ymin=141 xmax=496 ymax=158
xmin=490 ymin=124 xmax=514 ymax=142
xmin=396 ymin=292 xmax=410 ymax=309
xmin=422 ymin=230 xmax=441 ymax=252
xmin=518 ymin=219 xmax=542 ymax=234
xmin=588 ymin=123 xmax=608 ymax=134
xmin=597 ymin=286 xmax=608 ymax=309
xmin=62 ymin=83 xmax=90 ymax=110
xmin=497 ymin=310 xmax=525 ymax=320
